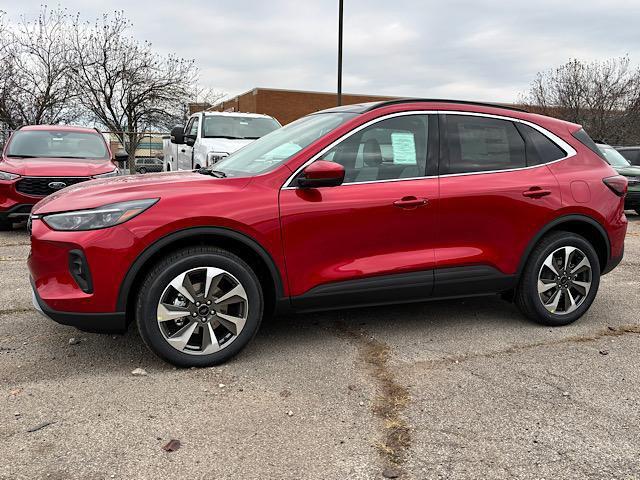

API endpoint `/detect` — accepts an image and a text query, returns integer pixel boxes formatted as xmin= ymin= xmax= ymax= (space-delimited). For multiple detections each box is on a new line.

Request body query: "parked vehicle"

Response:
xmin=135 ymin=157 xmax=163 ymax=174
xmin=163 ymin=111 xmax=281 ymax=171
xmin=597 ymin=143 xmax=640 ymax=214
xmin=29 ymin=100 xmax=628 ymax=367
xmin=0 ymin=125 xmax=121 ymax=230
xmin=616 ymin=146 xmax=640 ymax=166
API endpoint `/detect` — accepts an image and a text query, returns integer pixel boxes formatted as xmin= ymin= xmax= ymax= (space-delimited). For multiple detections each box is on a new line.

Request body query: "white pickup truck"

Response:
xmin=164 ymin=111 xmax=281 ymax=171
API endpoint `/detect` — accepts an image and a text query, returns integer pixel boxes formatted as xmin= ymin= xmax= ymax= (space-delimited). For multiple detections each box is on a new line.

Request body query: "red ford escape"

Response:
xmin=0 ymin=125 xmax=119 ymax=229
xmin=27 ymin=100 xmax=628 ymax=367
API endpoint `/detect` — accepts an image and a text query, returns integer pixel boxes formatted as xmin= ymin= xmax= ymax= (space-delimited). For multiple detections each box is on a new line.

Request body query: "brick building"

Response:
xmin=209 ymin=87 xmax=398 ymax=125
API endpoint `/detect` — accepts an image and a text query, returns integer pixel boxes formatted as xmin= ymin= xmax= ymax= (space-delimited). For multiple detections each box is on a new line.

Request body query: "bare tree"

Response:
xmin=521 ymin=56 xmax=640 ymax=144
xmin=70 ymin=12 xmax=199 ymax=172
xmin=0 ymin=6 xmax=77 ymax=129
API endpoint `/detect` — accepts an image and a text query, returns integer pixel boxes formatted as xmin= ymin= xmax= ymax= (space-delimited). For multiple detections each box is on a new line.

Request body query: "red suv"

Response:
xmin=0 ymin=125 xmax=119 ymax=229
xmin=28 ymin=100 xmax=628 ymax=367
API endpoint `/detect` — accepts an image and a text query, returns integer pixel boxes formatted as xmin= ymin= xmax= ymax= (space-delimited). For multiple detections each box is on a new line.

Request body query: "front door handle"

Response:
xmin=393 ymin=196 xmax=428 ymax=209
xmin=523 ymin=187 xmax=552 ymax=199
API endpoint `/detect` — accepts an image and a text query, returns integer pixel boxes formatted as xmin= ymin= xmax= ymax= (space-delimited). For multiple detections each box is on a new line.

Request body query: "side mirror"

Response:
xmin=185 ymin=135 xmax=196 ymax=147
xmin=114 ymin=150 xmax=129 ymax=168
xmin=297 ymin=160 xmax=345 ymax=188
xmin=170 ymin=125 xmax=185 ymax=144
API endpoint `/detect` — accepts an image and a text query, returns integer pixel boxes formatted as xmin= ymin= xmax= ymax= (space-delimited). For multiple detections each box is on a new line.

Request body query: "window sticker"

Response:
xmin=391 ymin=132 xmax=416 ymax=164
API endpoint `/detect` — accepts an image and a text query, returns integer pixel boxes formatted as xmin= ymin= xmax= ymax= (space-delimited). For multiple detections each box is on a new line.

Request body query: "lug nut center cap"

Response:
xmin=198 ymin=305 xmax=210 ymax=316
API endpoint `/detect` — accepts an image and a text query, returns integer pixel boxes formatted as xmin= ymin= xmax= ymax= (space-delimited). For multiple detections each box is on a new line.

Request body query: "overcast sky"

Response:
xmin=3 ymin=0 xmax=640 ymax=103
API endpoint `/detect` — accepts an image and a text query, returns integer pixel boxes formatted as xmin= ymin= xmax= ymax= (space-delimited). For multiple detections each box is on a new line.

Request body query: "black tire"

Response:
xmin=635 ymin=209 xmax=640 ymax=216
xmin=138 ymin=167 xmax=147 ymax=174
xmin=136 ymin=246 xmax=263 ymax=367
xmin=515 ymin=231 xmax=600 ymax=326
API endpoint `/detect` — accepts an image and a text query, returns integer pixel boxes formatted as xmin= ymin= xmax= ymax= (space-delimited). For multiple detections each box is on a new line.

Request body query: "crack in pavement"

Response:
xmin=0 ymin=242 xmax=30 ymax=247
xmin=410 ymin=324 xmax=640 ymax=370
xmin=337 ymin=322 xmax=412 ymax=478
xmin=0 ymin=307 xmax=34 ymax=316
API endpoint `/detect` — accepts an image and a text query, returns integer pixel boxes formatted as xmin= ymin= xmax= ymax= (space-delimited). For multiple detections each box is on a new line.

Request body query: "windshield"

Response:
xmin=213 ymin=113 xmax=357 ymax=176
xmin=598 ymin=145 xmax=631 ymax=167
xmin=7 ymin=130 xmax=109 ymax=160
xmin=202 ymin=115 xmax=281 ymax=139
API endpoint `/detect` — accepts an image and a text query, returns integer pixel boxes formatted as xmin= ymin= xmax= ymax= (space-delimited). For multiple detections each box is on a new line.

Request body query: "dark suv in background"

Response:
xmin=616 ymin=146 xmax=640 ymax=166
xmin=598 ymin=143 xmax=640 ymax=214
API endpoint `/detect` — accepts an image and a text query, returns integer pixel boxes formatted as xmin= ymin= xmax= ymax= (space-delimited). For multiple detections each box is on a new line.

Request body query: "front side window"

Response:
xmin=203 ymin=115 xmax=281 ymax=140
xmin=213 ymin=112 xmax=356 ymax=177
xmin=319 ymin=115 xmax=430 ymax=183
xmin=7 ymin=130 xmax=109 ymax=160
xmin=188 ymin=117 xmax=199 ymax=137
xmin=443 ymin=115 xmax=525 ymax=174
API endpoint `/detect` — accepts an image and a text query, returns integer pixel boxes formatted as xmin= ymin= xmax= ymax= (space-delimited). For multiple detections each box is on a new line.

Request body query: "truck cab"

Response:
xmin=164 ymin=111 xmax=281 ymax=171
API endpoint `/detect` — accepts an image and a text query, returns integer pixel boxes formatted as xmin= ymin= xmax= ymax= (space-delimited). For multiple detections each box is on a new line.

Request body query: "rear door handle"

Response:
xmin=393 ymin=196 xmax=428 ymax=209
xmin=523 ymin=188 xmax=552 ymax=199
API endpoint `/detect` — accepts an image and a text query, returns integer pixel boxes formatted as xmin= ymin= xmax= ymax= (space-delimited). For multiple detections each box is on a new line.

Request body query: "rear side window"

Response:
xmin=572 ymin=128 xmax=607 ymax=161
xmin=620 ymin=148 xmax=640 ymax=164
xmin=516 ymin=123 xmax=566 ymax=166
xmin=442 ymin=115 xmax=525 ymax=174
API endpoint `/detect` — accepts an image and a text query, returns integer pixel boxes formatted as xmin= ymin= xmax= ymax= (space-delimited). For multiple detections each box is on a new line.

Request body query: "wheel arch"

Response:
xmin=117 ymin=227 xmax=285 ymax=323
xmin=518 ymin=214 xmax=610 ymax=275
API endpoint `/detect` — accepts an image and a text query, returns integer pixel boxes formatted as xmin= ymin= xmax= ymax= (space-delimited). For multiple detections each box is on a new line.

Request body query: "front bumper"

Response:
xmin=0 ymin=180 xmax=41 ymax=215
xmin=30 ymin=277 xmax=126 ymax=333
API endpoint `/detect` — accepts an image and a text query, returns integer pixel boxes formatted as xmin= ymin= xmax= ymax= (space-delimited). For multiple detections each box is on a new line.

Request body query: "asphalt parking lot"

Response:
xmin=1 ymin=215 xmax=639 ymax=480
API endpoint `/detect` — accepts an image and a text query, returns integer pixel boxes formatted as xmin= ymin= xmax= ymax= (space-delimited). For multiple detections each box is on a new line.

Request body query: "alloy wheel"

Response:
xmin=156 ymin=267 xmax=248 ymax=355
xmin=537 ymin=246 xmax=592 ymax=315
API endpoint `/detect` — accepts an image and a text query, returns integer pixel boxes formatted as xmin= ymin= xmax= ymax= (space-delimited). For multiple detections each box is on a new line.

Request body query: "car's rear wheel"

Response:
xmin=138 ymin=167 xmax=147 ymax=174
xmin=136 ymin=246 xmax=263 ymax=367
xmin=515 ymin=231 xmax=600 ymax=326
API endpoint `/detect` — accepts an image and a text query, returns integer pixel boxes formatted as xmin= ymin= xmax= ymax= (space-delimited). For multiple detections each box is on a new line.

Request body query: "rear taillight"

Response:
xmin=603 ymin=175 xmax=628 ymax=197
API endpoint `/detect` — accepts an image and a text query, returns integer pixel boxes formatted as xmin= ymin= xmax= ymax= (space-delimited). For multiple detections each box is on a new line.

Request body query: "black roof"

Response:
xmin=317 ymin=98 xmax=528 ymax=115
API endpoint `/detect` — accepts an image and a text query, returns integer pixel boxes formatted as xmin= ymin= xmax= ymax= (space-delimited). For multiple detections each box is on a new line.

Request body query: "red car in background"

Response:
xmin=28 ymin=100 xmax=628 ymax=367
xmin=0 ymin=125 xmax=120 ymax=229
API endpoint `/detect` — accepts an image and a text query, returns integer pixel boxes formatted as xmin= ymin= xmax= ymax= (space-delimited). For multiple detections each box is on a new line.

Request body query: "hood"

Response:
xmin=32 ymin=171 xmax=251 ymax=215
xmin=613 ymin=165 xmax=640 ymax=178
xmin=0 ymin=156 xmax=116 ymax=177
xmin=199 ymin=137 xmax=253 ymax=153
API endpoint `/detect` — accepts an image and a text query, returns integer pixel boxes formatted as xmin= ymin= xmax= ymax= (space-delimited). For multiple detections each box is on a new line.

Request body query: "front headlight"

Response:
xmin=206 ymin=151 xmax=229 ymax=165
xmin=41 ymin=198 xmax=158 ymax=231
xmin=92 ymin=168 xmax=119 ymax=179
xmin=0 ymin=170 xmax=20 ymax=181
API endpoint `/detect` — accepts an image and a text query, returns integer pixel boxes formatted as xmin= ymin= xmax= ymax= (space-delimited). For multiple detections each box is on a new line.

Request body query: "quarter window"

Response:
xmin=320 ymin=115 xmax=430 ymax=183
xmin=516 ymin=123 xmax=566 ymax=166
xmin=443 ymin=115 xmax=525 ymax=174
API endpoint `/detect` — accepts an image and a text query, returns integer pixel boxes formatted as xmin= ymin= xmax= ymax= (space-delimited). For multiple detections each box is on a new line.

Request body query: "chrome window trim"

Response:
xmin=281 ymin=110 xmax=576 ymax=189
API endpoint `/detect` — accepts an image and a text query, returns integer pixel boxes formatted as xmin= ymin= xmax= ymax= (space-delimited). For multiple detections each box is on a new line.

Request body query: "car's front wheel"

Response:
xmin=136 ymin=246 xmax=264 ymax=367
xmin=515 ymin=231 xmax=600 ymax=326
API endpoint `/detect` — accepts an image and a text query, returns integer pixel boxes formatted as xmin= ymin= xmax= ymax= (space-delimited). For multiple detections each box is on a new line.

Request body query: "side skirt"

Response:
xmin=289 ymin=266 xmax=517 ymax=313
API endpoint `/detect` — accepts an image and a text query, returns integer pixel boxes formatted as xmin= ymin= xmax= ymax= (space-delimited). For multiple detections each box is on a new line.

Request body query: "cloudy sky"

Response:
xmin=3 ymin=0 xmax=640 ymax=103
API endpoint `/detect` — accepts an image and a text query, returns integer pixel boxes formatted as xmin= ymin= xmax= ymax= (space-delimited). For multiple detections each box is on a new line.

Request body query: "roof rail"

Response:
xmin=365 ymin=98 xmax=529 ymax=114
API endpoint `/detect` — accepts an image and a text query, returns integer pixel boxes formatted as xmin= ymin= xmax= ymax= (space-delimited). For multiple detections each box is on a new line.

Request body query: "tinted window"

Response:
xmin=7 ymin=130 xmax=109 ymax=160
xmin=443 ymin=115 xmax=525 ymax=174
xmin=516 ymin=123 xmax=566 ymax=165
xmin=572 ymin=128 xmax=607 ymax=161
xmin=321 ymin=115 xmax=430 ymax=183
xmin=619 ymin=148 xmax=640 ymax=164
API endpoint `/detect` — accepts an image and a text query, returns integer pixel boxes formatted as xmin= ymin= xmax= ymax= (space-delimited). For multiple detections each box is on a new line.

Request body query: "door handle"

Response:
xmin=180 ymin=149 xmax=186 ymax=153
xmin=393 ymin=196 xmax=428 ymax=209
xmin=523 ymin=187 xmax=552 ymax=199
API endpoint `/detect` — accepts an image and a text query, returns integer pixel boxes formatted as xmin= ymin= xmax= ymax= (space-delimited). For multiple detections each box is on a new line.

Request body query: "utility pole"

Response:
xmin=337 ymin=0 xmax=344 ymax=106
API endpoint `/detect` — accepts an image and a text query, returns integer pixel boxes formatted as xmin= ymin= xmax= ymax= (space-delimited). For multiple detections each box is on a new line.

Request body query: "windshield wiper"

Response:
xmin=7 ymin=154 xmax=37 ymax=158
xmin=196 ymin=167 xmax=227 ymax=178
